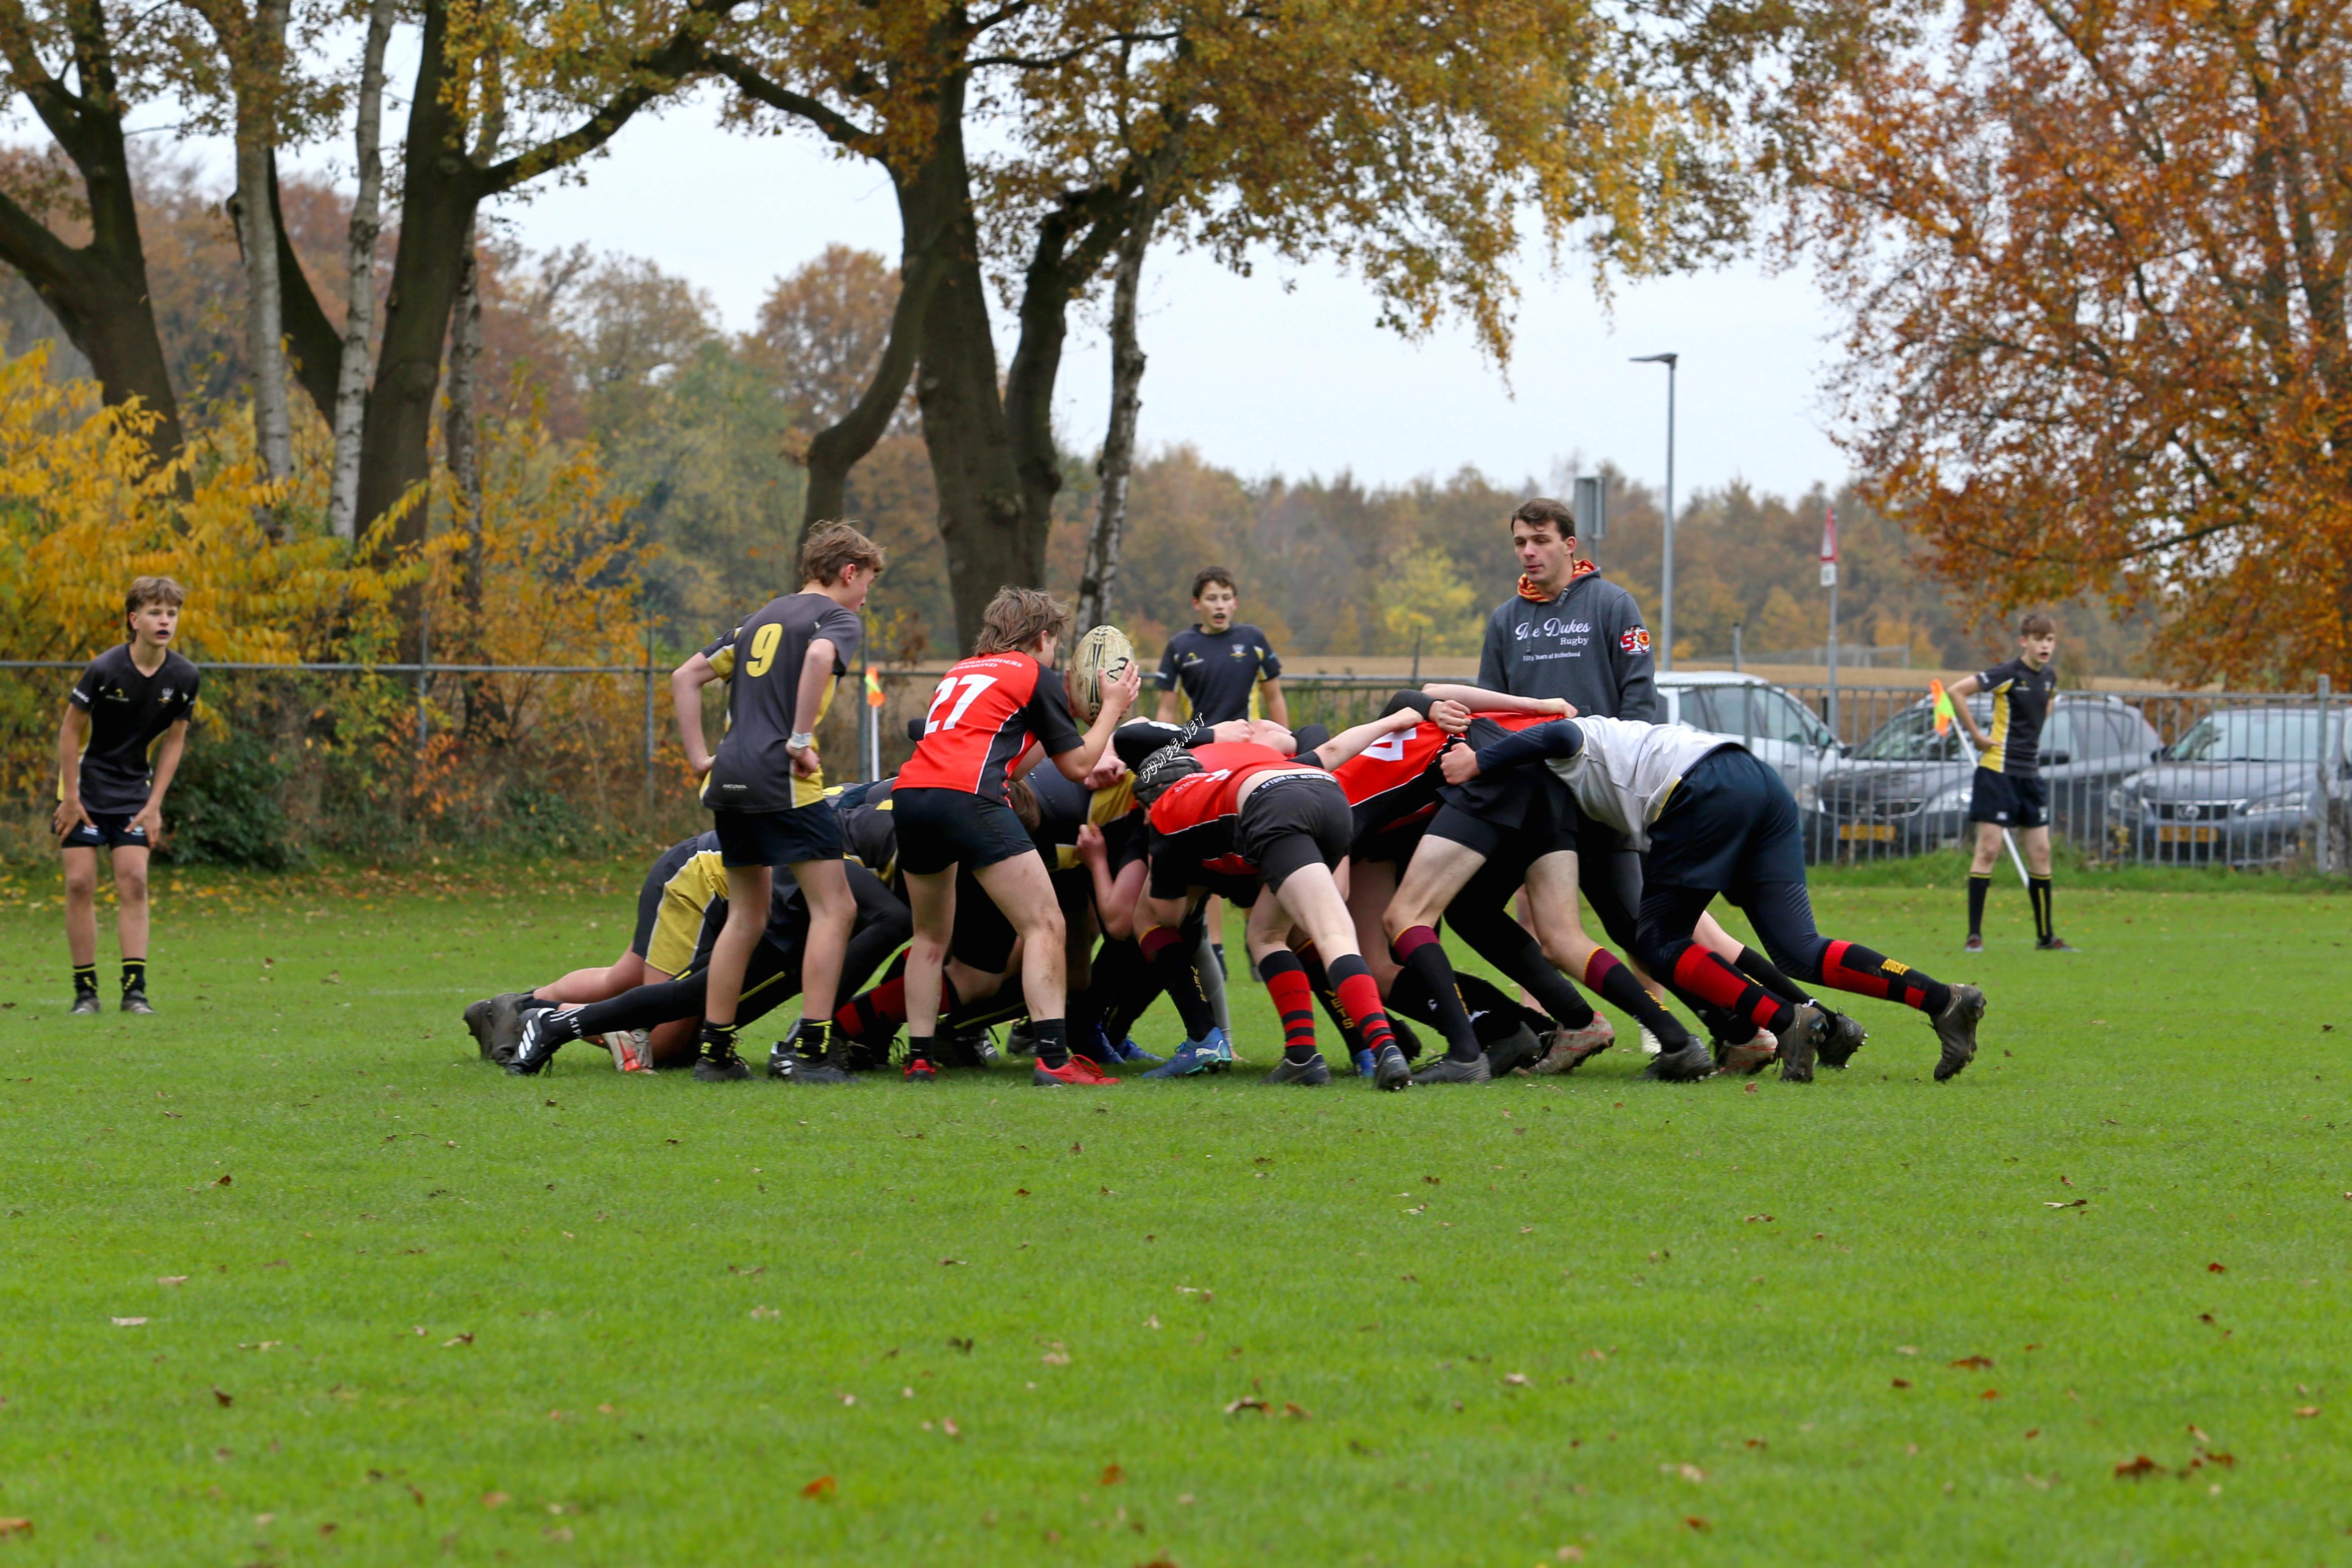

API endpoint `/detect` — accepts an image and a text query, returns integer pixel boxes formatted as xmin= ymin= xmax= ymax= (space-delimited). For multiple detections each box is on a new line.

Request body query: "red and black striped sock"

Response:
xmin=1666 ymin=943 xmax=1793 ymax=1037
xmin=1821 ymin=941 xmax=1950 ymax=1015
xmin=1256 ymin=950 xmax=1319 ymax=1063
xmin=1293 ymin=943 xmax=1367 ymax=1053
xmin=834 ymin=975 xmax=906 ymax=1039
xmin=1328 ymin=954 xmax=1398 ymax=1058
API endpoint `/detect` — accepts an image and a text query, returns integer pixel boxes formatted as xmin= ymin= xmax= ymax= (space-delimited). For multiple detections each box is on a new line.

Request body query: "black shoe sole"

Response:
xmin=1778 ymin=1005 xmax=1823 ymax=1083
xmin=1817 ymin=1011 xmax=1868 ymax=1069
xmin=1412 ymin=1055 xmax=1493 ymax=1085
xmin=463 ymin=998 xmax=495 ymax=1056
xmin=1485 ymin=1024 xmax=1544 ymax=1078
xmin=792 ymin=1063 xmax=856 ymax=1085
xmin=1642 ymin=1044 xmax=1716 ymax=1082
xmin=693 ymin=1059 xmax=753 ymax=1082
xmin=1263 ymin=1055 xmax=1332 ymax=1086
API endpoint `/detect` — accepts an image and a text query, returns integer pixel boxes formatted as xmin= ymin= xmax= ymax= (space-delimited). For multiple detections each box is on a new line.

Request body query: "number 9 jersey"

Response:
xmin=702 ymin=591 xmax=863 ymax=812
xmin=896 ymin=652 xmax=1083 ymax=800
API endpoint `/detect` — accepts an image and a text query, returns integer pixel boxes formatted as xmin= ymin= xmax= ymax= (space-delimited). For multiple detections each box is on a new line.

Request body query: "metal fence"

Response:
xmin=9 ymin=657 xmax=2345 ymax=875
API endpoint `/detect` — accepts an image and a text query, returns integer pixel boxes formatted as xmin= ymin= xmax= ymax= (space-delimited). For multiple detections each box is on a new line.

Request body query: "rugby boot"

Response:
xmin=120 ymin=990 xmax=156 ymax=1015
xmin=1778 ymin=1003 xmax=1830 ymax=1084
xmin=1715 ymin=1030 xmax=1778 ymax=1078
xmin=1931 ymin=984 xmax=1988 ymax=1082
xmin=69 ymin=993 xmax=102 ymax=1017
xmin=1143 ymin=1027 xmax=1229 ymax=1078
xmin=1413 ymin=1053 xmax=1493 ymax=1085
xmin=1532 ymin=1017 xmax=1615 ymax=1075
xmin=1485 ymin=1023 xmax=1545 ymax=1078
xmin=486 ymin=991 xmax=534 ymax=1065
xmin=1034 ymin=1054 xmax=1120 ymax=1087
xmin=1963 ymin=934 xmax=1985 ymax=953
xmin=1371 ymin=1042 xmax=1415 ymax=1091
xmin=604 ymin=1029 xmax=654 ymax=1073
xmin=505 ymin=1004 xmax=571 ymax=1076
xmin=693 ymin=1043 xmax=753 ymax=1082
xmin=1641 ymin=1040 xmax=1716 ymax=1082
xmin=1817 ymin=1008 xmax=1869 ymax=1070
xmin=463 ymin=997 xmax=497 ymax=1057
xmin=1262 ymin=1053 xmax=1333 ymax=1087
xmin=903 ymin=1057 xmax=939 ymax=1084
xmin=2035 ymin=938 xmax=2080 ymax=952
xmin=1352 ymin=1047 xmax=1377 ymax=1078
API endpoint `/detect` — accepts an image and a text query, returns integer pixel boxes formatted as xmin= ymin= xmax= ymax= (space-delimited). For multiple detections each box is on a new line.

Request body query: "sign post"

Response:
xmin=1573 ymin=475 xmax=1607 ymax=568
xmin=1820 ymin=504 xmax=1840 ymax=739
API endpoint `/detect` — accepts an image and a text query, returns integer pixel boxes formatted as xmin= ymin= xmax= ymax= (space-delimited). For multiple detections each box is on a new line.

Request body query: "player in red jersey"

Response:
xmin=1130 ymin=708 xmax=1428 ymax=1089
xmin=894 ymin=588 xmax=1142 ymax=1086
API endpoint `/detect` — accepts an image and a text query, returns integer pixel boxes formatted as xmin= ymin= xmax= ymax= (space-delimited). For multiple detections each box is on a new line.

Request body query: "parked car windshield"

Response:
xmin=1853 ymin=705 xmax=1970 ymax=763
xmin=1684 ymin=686 xmax=1834 ymax=748
xmin=2163 ymin=709 xmax=2327 ymax=763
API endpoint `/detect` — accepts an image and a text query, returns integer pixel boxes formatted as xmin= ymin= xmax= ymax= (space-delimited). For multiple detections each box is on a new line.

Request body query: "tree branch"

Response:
xmin=703 ymin=49 xmax=883 ymax=156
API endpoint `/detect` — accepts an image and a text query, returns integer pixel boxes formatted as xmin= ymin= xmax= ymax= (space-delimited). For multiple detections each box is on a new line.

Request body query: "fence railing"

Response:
xmin=7 ymin=659 xmax=2344 ymax=876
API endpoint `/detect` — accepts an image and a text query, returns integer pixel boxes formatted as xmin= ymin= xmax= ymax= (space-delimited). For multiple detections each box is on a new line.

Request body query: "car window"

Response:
xmin=1855 ymin=706 xmax=1967 ymax=762
xmin=2164 ymin=709 xmax=2324 ymax=762
xmin=1763 ymin=691 xmax=1829 ymax=747
xmin=2041 ymin=708 xmax=2079 ymax=760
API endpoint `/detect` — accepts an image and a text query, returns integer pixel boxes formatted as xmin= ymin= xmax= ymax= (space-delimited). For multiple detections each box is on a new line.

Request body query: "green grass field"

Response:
xmin=2 ymin=859 xmax=2348 ymax=1566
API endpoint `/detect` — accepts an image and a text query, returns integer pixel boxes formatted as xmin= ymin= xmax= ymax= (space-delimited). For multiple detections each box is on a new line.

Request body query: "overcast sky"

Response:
xmin=479 ymin=89 xmax=1854 ymax=505
xmin=98 ymin=75 xmax=1854 ymax=505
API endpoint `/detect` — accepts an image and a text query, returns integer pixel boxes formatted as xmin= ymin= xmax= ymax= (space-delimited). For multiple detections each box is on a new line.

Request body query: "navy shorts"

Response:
xmin=1644 ymin=748 xmax=1806 ymax=898
xmin=1968 ymin=767 xmax=2047 ymax=829
xmin=61 ymin=812 xmax=149 ymax=851
xmin=713 ymin=802 xmax=842 ymax=869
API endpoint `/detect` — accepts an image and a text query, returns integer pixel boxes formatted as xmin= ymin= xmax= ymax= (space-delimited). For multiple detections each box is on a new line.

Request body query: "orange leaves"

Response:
xmin=800 ymin=1475 xmax=836 ymax=1500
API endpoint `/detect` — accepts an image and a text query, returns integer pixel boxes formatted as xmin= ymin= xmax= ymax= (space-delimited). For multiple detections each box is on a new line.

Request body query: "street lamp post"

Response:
xmin=1631 ymin=352 xmax=1677 ymax=672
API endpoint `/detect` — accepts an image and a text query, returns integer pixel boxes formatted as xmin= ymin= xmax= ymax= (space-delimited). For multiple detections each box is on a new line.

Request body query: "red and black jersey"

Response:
xmin=1330 ymin=711 xmax=1551 ymax=843
xmin=897 ymin=653 xmax=1084 ymax=800
xmin=1146 ymin=742 xmax=1314 ymax=882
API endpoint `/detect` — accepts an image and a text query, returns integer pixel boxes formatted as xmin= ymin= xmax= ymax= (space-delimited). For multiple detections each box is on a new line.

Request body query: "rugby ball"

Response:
xmin=1067 ymin=624 xmax=1135 ymax=722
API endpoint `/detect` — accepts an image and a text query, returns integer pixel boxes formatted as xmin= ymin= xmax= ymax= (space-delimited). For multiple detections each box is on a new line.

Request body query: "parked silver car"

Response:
xmin=1654 ymin=673 xmax=1843 ymax=788
xmin=2110 ymin=706 xmax=2350 ymax=866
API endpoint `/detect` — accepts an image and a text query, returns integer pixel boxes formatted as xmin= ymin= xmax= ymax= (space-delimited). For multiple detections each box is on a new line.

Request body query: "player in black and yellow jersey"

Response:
xmin=55 ymin=576 xmax=198 ymax=1016
xmin=670 ymin=523 xmax=885 ymax=1081
xmin=1948 ymin=613 xmax=2072 ymax=952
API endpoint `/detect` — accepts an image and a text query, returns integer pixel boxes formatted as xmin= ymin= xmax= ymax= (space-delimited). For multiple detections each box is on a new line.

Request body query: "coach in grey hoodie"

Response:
xmin=1477 ymin=496 xmax=1657 ymax=721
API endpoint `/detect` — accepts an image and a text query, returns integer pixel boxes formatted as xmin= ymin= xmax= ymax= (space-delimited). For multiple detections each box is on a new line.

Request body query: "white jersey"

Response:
xmin=1544 ymin=715 xmax=1740 ymax=851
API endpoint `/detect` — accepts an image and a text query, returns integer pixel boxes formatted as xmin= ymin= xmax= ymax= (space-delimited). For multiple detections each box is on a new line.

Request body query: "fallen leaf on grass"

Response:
xmin=2295 ymin=1406 xmax=2321 ymax=1418
xmin=1225 ymin=1396 xmax=1269 ymax=1415
xmin=441 ymin=1334 xmax=473 ymax=1348
xmin=543 ymin=1526 xmax=572 ymax=1542
xmin=1743 ymin=1214 xmax=1774 ymax=1224
xmin=212 ymin=1387 xmax=233 ymax=1407
xmin=1015 ymin=1188 xmax=1029 ymax=1197
xmin=940 ymin=1258 xmax=965 ymax=1267
xmin=480 ymin=1493 xmax=509 ymax=1509
xmin=1675 ymin=1463 xmax=1707 ymax=1483
xmin=1503 ymin=1373 xmax=1531 ymax=1387
xmin=1100 ymin=1464 xmax=1124 ymax=1486
xmin=800 ymin=1476 xmax=836 ymax=1500
xmin=2045 ymin=1200 xmax=2086 ymax=1209
xmin=213 ymin=1175 xmax=231 ymax=1187
xmin=111 ymin=1317 xmax=146 ymax=1328
xmin=1283 ymin=1402 xmax=1312 ymax=1419
xmin=1041 ymin=1351 xmax=1071 ymax=1366
xmin=1950 ymin=1355 xmax=1995 ymax=1370
xmin=1981 ymin=1389 xmax=2002 ymax=1400
xmin=157 ymin=1276 xmax=188 ymax=1287
xmin=2114 ymin=1455 xmax=2161 ymax=1478
xmin=0 ymin=1520 xmax=30 ymax=1538
xmin=2207 ymin=1263 xmax=2226 ymax=1274
xmin=1744 ymin=1082 xmax=1759 ymax=1095
xmin=942 ymin=1418 xmax=960 ymax=1438
xmin=1892 ymin=1379 xmax=1912 ymax=1389
xmin=1683 ymin=1515 xmax=1710 ymax=1531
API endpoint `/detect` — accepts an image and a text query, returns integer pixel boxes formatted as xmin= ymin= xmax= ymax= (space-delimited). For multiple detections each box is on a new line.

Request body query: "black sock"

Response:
xmin=907 ymin=1033 xmax=936 ymax=1066
xmin=2029 ymin=877 xmax=2054 ymax=943
xmin=698 ymin=1019 xmax=741 ymax=1058
xmin=1451 ymin=912 xmax=1598 ymax=1029
xmin=72 ymin=963 xmax=97 ymax=999
xmin=801 ymin=1017 xmax=840 ymax=1064
xmin=1967 ymin=875 xmax=1990 ymax=938
xmin=1390 ymin=927 xmax=1482 ymax=1060
xmin=1733 ymin=946 xmax=1810 ymax=1008
xmin=1587 ymin=950 xmax=1695 ymax=1050
xmin=1031 ymin=1018 xmax=1070 ymax=1069
xmin=541 ymin=1006 xmax=586 ymax=1047
xmin=1141 ymin=926 xmax=1218 ymax=1039
xmin=120 ymin=958 xmax=146 ymax=995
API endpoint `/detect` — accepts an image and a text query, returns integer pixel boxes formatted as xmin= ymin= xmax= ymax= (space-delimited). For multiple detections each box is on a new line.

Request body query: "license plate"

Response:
xmin=2157 ymin=824 xmax=2219 ymax=844
xmin=1839 ymin=824 xmax=1897 ymax=842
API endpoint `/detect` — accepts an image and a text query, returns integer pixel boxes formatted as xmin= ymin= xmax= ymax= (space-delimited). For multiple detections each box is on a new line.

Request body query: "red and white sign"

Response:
xmin=1819 ymin=505 xmax=1839 ymax=588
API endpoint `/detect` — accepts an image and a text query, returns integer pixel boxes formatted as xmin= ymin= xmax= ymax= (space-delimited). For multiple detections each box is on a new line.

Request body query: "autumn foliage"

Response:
xmin=1805 ymin=0 xmax=2352 ymax=688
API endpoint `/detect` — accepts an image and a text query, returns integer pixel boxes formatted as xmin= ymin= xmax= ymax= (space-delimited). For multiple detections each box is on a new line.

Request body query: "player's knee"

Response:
xmin=116 ymin=867 xmax=148 ymax=904
xmin=64 ymin=865 xmax=97 ymax=899
xmin=1026 ymin=904 xmax=1067 ymax=946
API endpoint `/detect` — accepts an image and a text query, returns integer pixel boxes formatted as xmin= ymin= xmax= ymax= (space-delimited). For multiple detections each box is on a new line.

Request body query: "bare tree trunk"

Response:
xmin=1078 ymin=199 xmax=1158 ymax=633
xmin=229 ymin=0 xmax=294 ymax=501
xmin=329 ymin=0 xmax=395 ymax=543
xmin=445 ymin=236 xmax=484 ymax=530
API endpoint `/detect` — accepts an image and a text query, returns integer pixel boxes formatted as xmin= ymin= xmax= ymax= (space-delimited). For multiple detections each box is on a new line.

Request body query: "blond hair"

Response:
xmin=972 ymin=587 xmax=1070 ymax=656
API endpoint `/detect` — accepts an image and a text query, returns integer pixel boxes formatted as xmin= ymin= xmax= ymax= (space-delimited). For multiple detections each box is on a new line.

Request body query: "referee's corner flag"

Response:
xmin=864 ymin=667 xmax=884 ymax=708
xmin=1928 ymin=678 xmax=1956 ymax=736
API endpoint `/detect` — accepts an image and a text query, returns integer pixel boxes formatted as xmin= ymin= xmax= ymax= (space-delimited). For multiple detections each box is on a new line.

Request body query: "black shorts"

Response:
xmin=1437 ymin=757 xmax=1550 ymax=833
xmin=1425 ymin=772 xmax=1579 ymax=867
xmin=1236 ymin=774 xmax=1354 ymax=893
xmin=1969 ymin=767 xmax=2047 ymax=829
xmin=1353 ymin=815 xmax=1429 ymax=867
xmin=631 ymin=837 xmax=706 ymax=958
xmin=1645 ymin=747 xmax=1806 ymax=897
xmin=61 ymin=811 xmax=149 ymax=851
xmin=713 ymin=803 xmax=841 ymax=869
xmin=894 ymin=787 xmax=1038 ymax=876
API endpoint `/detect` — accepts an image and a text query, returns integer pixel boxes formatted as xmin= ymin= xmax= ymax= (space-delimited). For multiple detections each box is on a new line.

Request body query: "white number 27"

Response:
xmin=924 ymin=673 xmax=1000 ymax=734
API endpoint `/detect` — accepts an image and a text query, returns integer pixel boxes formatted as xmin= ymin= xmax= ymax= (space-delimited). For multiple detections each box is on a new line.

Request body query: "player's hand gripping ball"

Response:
xmin=1067 ymin=625 xmax=1136 ymax=722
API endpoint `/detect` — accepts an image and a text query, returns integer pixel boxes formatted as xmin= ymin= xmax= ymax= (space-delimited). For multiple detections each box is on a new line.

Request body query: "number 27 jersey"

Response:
xmin=896 ymin=653 xmax=1083 ymax=800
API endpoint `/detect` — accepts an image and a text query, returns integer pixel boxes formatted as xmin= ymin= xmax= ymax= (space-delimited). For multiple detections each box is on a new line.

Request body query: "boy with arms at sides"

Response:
xmin=895 ymin=587 xmax=1143 ymax=1085
xmin=55 ymin=576 xmax=198 ymax=1016
xmin=1945 ymin=613 xmax=2071 ymax=952
xmin=671 ymin=522 xmax=886 ymax=1082
xmin=1153 ymin=566 xmax=1286 ymax=1044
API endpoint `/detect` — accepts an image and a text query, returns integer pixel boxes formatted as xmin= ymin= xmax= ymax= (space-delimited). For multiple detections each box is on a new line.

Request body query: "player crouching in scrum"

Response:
xmin=1444 ymin=715 xmax=1987 ymax=1082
